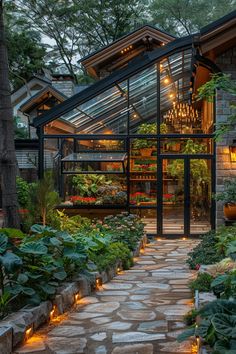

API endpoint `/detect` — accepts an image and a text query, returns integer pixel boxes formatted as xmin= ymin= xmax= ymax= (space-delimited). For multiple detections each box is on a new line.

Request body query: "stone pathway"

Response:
xmin=15 ymin=238 xmax=198 ymax=354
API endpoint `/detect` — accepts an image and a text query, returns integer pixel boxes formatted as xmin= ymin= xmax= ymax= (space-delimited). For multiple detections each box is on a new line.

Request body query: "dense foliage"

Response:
xmin=189 ymin=272 xmax=213 ymax=292
xmin=0 ymin=212 xmax=144 ymax=319
xmin=186 ymin=231 xmax=224 ymax=269
xmin=181 ymin=225 xmax=236 ymax=352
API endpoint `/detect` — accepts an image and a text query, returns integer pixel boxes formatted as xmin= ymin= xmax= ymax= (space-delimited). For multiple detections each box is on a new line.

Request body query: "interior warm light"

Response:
xmin=133 ymin=114 xmax=137 ymax=118
xmin=161 ymin=42 xmax=165 ymax=46
xmin=229 ymin=141 xmax=236 ymax=162
xmin=182 ymin=237 xmax=187 ymax=240
xmin=160 ymin=64 xmax=163 ymax=69
xmin=164 ymin=78 xmax=169 ymax=84
xmin=169 ymin=93 xmax=174 ymax=98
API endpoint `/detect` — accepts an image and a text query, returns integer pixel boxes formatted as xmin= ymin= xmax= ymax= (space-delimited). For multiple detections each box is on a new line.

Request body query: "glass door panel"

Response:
xmin=190 ymin=159 xmax=212 ymax=234
xmin=162 ymin=159 xmax=184 ymax=234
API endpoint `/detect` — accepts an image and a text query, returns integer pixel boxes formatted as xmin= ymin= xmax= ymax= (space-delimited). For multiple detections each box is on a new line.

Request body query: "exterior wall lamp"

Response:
xmin=229 ymin=140 xmax=236 ymax=162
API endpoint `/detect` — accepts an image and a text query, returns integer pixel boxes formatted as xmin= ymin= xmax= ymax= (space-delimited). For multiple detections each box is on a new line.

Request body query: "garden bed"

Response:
xmin=0 ymin=233 xmax=147 ymax=353
xmin=178 ymin=227 xmax=236 ymax=354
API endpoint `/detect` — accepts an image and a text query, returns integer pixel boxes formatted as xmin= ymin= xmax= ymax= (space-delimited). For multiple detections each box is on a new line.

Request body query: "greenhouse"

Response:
xmin=32 ymin=14 xmax=236 ymax=237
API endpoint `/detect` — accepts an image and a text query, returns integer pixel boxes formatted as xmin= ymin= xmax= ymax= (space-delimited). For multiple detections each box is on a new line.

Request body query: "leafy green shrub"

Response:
xmin=186 ymin=231 xmax=224 ymax=269
xmin=16 ymin=177 xmax=30 ymax=208
xmin=90 ymin=242 xmax=132 ymax=272
xmin=211 ymin=270 xmax=236 ymax=299
xmin=27 ymin=172 xmax=60 ymax=226
xmin=178 ymin=300 xmax=236 ymax=353
xmin=101 ymin=212 xmax=145 ymax=250
xmin=48 ymin=210 xmax=91 ymax=234
xmin=189 ymin=272 xmax=213 ymax=292
xmin=0 ymin=228 xmax=25 ymax=239
xmin=215 ymin=178 xmax=236 ymax=204
xmin=215 ymin=225 xmax=236 ymax=256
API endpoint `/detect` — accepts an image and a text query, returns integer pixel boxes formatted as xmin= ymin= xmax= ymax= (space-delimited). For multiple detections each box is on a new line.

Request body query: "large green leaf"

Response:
xmin=17 ymin=273 xmax=29 ymax=284
xmin=212 ymin=314 xmax=236 ymax=337
xmin=39 ymin=283 xmax=56 ymax=295
xmin=20 ymin=242 xmax=48 ymax=255
xmin=21 ymin=287 xmax=36 ymax=296
xmin=50 ymin=237 xmax=62 ymax=247
xmin=31 ymin=224 xmax=56 ymax=234
xmin=177 ymin=327 xmax=195 ymax=342
xmin=211 ymin=275 xmax=228 ymax=288
xmin=0 ymin=234 xmax=8 ymax=253
xmin=226 ymin=241 xmax=236 ymax=261
xmin=63 ymin=248 xmax=86 ymax=261
xmin=53 ymin=268 xmax=67 ymax=281
xmin=197 ymin=319 xmax=212 ymax=338
xmin=214 ymin=339 xmax=236 ymax=354
xmin=0 ymin=252 xmax=22 ymax=272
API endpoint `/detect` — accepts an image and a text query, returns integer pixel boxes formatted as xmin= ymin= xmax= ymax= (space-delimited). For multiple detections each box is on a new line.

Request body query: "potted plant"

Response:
xmin=215 ymin=178 xmax=236 ymax=220
xmin=132 ymin=123 xmax=167 ymax=156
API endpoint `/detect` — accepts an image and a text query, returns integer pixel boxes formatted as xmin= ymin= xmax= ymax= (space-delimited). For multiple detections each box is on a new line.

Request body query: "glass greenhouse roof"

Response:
xmin=33 ymin=36 xmax=196 ymax=133
xmin=57 ymin=49 xmax=192 ymax=134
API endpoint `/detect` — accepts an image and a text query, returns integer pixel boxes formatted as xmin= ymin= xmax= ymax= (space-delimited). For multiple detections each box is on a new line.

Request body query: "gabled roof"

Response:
xmin=80 ymin=25 xmax=176 ymax=78
xmin=20 ymin=85 xmax=67 ymax=114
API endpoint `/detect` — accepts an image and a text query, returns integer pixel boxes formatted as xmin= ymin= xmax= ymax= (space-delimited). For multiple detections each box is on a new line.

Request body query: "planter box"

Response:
xmin=0 ymin=234 xmax=147 ymax=353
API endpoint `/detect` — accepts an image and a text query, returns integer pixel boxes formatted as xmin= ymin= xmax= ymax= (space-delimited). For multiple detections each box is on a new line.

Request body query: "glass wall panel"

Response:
xmin=190 ymin=159 xmax=211 ymax=234
xmin=160 ymin=138 xmax=213 ymax=154
xmin=63 ymin=174 xmax=127 ymax=206
xmin=162 ymin=159 xmax=184 ymax=234
xmin=131 ymin=208 xmax=157 ymax=236
xmin=129 ymin=65 xmax=157 ymax=133
xmin=43 ymin=138 xmax=61 ymax=194
xmin=76 ymin=139 xmax=125 ymax=152
xmin=130 ymin=138 xmax=157 ymax=206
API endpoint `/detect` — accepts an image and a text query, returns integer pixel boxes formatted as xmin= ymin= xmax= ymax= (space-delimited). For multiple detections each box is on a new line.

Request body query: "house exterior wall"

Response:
xmin=215 ymin=47 xmax=236 ymax=225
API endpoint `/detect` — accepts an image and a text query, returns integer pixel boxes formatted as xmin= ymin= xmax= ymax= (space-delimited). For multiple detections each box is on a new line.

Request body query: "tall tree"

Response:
xmin=4 ymin=1 xmax=46 ymax=90
xmin=149 ymin=0 xmax=236 ymax=36
xmin=14 ymin=0 xmax=147 ymax=80
xmin=0 ymin=0 xmax=20 ymax=228
xmin=15 ymin=0 xmax=83 ymax=83
xmin=75 ymin=0 xmax=147 ymax=55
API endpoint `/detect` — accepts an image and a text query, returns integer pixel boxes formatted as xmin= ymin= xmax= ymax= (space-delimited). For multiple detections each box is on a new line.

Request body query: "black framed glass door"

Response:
xmin=158 ymin=156 xmax=213 ymax=237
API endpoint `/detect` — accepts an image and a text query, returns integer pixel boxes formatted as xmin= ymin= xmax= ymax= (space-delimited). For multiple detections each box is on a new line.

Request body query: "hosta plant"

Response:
xmin=178 ymin=300 xmax=236 ymax=354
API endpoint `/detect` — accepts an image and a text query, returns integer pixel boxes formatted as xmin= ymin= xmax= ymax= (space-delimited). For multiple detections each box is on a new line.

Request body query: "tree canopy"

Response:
xmin=150 ymin=0 xmax=236 ymax=36
xmin=3 ymin=0 xmax=236 ymax=85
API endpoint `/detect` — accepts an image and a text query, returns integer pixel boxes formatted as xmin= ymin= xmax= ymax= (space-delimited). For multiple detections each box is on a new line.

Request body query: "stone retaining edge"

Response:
xmin=0 ymin=234 xmax=147 ymax=353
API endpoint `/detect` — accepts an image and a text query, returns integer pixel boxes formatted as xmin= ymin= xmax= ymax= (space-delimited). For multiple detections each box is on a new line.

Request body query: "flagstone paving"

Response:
xmin=15 ymin=238 xmax=199 ymax=354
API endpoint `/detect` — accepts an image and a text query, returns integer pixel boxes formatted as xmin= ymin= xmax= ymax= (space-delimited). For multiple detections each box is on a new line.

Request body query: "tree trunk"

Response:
xmin=0 ymin=0 xmax=20 ymax=228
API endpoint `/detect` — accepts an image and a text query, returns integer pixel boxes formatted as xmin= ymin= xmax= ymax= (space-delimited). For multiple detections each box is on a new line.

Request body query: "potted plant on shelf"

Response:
xmin=132 ymin=122 xmax=167 ymax=156
xmin=215 ymin=178 xmax=236 ymax=220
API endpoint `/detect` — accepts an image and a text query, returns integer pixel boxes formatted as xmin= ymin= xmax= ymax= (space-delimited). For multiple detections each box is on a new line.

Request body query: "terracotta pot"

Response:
xmin=140 ymin=148 xmax=153 ymax=157
xmin=224 ymin=203 xmax=236 ymax=220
